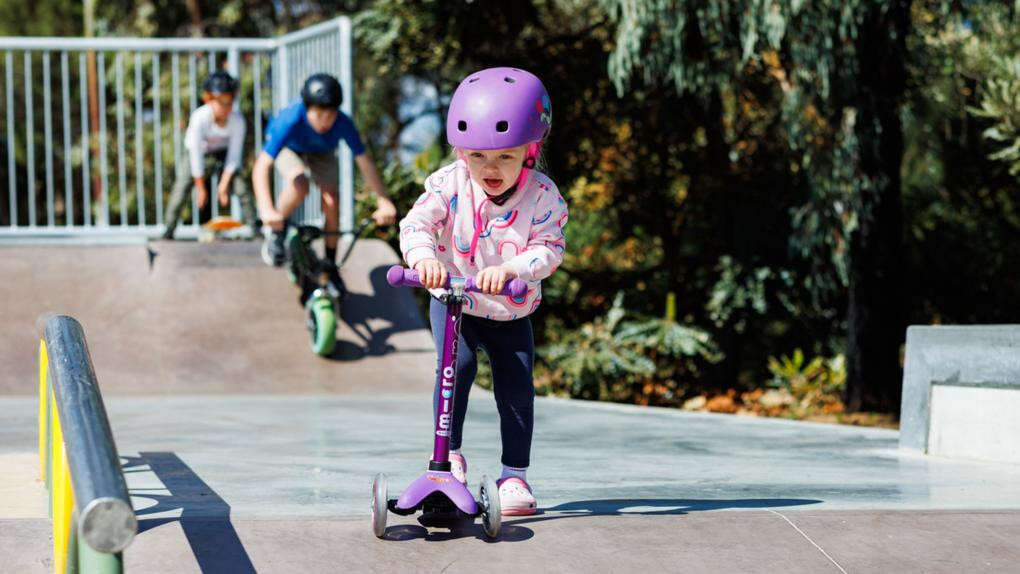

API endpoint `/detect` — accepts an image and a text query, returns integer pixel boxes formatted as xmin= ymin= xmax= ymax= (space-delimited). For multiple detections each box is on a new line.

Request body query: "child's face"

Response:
xmin=208 ymin=92 xmax=234 ymax=121
xmin=306 ymin=106 xmax=338 ymax=134
xmin=462 ymin=145 xmax=529 ymax=195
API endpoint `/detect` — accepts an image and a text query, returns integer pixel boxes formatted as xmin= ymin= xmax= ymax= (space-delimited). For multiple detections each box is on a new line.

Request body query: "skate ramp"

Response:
xmin=0 ymin=239 xmax=435 ymax=395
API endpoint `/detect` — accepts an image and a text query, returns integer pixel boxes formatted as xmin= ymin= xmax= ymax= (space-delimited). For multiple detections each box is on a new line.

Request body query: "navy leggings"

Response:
xmin=429 ymin=297 xmax=535 ymax=468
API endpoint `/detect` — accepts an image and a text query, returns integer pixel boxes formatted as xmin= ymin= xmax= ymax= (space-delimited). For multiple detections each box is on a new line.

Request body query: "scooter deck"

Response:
xmin=392 ymin=471 xmax=479 ymax=516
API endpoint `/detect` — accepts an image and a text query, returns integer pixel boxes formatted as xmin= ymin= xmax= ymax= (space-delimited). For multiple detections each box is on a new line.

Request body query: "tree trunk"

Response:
xmin=84 ymin=0 xmax=102 ymax=214
xmin=185 ymin=0 xmax=203 ymax=37
xmin=844 ymin=0 xmax=911 ymax=414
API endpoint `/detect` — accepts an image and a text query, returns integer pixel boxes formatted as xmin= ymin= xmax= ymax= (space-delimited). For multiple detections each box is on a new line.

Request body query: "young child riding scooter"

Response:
xmin=399 ymin=67 xmax=567 ymax=516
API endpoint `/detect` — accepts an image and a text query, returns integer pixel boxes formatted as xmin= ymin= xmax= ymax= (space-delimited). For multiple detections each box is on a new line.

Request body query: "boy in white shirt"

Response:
xmin=163 ymin=71 xmax=255 ymax=239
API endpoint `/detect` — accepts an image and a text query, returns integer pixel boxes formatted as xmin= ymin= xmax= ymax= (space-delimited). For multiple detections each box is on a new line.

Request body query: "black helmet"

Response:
xmin=202 ymin=71 xmax=238 ymax=95
xmin=301 ymin=73 xmax=342 ymax=108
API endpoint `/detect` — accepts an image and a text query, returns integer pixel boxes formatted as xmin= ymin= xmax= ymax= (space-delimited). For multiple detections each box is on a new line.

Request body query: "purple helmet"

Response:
xmin=446 ymin=67 xmax=551 ymax=150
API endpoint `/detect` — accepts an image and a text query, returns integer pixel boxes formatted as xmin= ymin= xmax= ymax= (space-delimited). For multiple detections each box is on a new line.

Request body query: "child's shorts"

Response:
xmin=274 ymin=147 xmax=339 ymax=190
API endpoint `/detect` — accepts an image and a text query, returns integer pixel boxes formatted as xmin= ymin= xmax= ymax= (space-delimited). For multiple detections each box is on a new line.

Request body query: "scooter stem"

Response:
xmin=431 ymin=277 xmax=466 ymax=467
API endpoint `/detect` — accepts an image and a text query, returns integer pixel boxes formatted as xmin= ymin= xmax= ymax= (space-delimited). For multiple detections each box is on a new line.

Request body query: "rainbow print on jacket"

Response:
xmin=398 ymin=159 xmax=568 ymax=320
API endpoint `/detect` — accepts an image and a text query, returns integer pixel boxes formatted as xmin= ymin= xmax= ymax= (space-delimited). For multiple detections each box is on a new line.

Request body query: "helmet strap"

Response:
xmin=489 ymin=185 xmax=517 ymax=206
xmin=513 ymin=141 xmax=542 ymax=190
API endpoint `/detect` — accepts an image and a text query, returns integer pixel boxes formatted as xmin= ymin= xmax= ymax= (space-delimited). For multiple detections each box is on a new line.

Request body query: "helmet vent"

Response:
xmin=504 ymin=76 xmax=515 ymax=83
xmin=457 ymin=120 xmax=468 ymax=132
xmin=495 ymin=121 xmax=509 ymax=133
xmin=468 ymin=77 xmax=480 ymax=83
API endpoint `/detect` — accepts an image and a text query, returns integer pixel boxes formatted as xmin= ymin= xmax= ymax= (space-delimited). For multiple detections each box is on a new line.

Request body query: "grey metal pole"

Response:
xmin=98 ymin=52 xmax=109 ymax=226
xmin=153 ymin=54 xmax=163 ymax=224
xmin=227 ymin=48 xmax=240 ymax=220
xmin=171 ymin=52 xmax=181 ymax=199
xmin=188 ymin=52 xmax=198 ymax=228
xmin=134 ymin=52 xmax=145 ymax=226
xmin=339 ymin=17 xmax=354 ymax=237
xmin=61 ymin=51 xmax=73 ymax=227
xmin=25 ymin=52 xmax=36 ymax=227
xmin=44 ymin=315 xmax=137 ymax=554
xmin=78 ymin=52 xmax=90 ymax=227
xmin=43 ymin=51 xmax=55 ymax=227
xmin=6 ymin=52 xmax=16 ymax=227
xmin=79 ymin=53 xmax=91 ymax=227
xmin=274 ymin=43 xmax=288 ymax=207
xmin=206 ymin=51 xmax=219 ymax=221
xmin=116 ymin=52 xmax=127 ymax=227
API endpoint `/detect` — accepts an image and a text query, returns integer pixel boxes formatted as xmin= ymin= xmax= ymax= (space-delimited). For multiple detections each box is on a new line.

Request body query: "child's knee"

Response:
xmin=288 ymin=173 xmax=310 ymax=196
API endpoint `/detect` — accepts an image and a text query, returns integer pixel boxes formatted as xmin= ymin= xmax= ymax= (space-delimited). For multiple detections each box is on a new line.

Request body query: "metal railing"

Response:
xmin=0 ymin=17 xmax=354 ymax=238
xmin=39 ymin=315 xmax=135 ymax=574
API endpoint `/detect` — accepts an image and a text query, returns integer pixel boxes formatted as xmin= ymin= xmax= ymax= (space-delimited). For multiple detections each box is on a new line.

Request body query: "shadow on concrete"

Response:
xmin=378 ymin=498 xmax=820 ymax=542
xmin=330 ymin=264 xmax=434 ymax=362
xmin=502 ymin=497 xmax=824 ymax=527
xmin=125 ymin=452 xmax=256 ymax=574
xmin=543 ymin=498 xmax=823 ymax=515
xmin=381 ymin=518 xmax=534 ymax=543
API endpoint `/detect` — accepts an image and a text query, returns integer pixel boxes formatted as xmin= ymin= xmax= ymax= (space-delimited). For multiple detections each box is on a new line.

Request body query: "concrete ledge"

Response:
xmin=929 ymin=384 xmax=1020 ymax=463
xmin=899 ymin=325 xmax=1020 ymax=456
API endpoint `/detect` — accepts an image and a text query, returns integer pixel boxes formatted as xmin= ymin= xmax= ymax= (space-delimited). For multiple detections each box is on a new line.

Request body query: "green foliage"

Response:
xmin=707 ymin=255 xmax=790 ymax=332
xmin=767 ymin=349 xmax=846 ymax=398
xmin=760 ymin=349 xmax=846 ymax=417
xmin=539 ymin=292 xmax=722 ymax=406
xmin=969 ymin=49 xmax=1020 ymax=177
xmin=900 ymin=2 xmax=1020 ymax=327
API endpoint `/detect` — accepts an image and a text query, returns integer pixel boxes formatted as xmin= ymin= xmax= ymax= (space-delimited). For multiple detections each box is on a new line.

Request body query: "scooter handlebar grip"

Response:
xmin=387 ymin=265 xmax=529 ymax=298
xmin=387 ymin=265 xmax=422 ymax=288
xmin=505 ymin=278 xmax=529 ymax=299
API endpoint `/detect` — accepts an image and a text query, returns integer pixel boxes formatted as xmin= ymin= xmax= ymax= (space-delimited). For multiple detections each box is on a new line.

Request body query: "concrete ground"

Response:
xmin=2 ymin=241 xmax=1019 ymax=573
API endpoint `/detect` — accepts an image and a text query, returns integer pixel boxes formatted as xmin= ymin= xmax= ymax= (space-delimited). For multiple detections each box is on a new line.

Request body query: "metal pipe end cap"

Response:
xmin=80 ymin=497 xmax=137 ymax=553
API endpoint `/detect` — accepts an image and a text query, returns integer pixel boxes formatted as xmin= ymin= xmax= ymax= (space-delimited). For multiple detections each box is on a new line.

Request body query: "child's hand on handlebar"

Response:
xmin=414 ymin=259 xmax=448 ymax=289
xmin=476 ymin=265 xmax=518 ymax=295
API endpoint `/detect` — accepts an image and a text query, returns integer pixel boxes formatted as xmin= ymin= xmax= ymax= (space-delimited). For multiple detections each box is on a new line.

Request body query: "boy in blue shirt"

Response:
xmin=252 ymin=73 xmax=396 ymax=285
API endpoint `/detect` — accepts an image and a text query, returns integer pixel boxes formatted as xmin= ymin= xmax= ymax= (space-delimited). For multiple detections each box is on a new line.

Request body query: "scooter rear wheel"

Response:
xmin=372 ymin=473 xmax=388 ymax=539
xmin=479 ymin=474 xmax=501 ymax=539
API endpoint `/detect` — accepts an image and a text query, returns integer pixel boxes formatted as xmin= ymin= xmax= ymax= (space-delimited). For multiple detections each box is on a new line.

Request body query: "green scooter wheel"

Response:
xmin=306 ymin=295 xmax=337 ymax=357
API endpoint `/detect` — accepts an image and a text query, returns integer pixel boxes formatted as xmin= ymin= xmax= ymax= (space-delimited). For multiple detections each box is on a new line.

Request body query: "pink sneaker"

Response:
xmin=498 ymin=477 xmax=537 ymax=516
xmin=449 ymin=453 xmax=467 ymax=484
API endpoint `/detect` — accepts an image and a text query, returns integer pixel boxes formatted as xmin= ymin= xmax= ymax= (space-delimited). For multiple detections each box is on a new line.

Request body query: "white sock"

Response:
xmin=450 ymin=448 xmax=462 ymax=456
xmin=500 ymin=465 xmax=527 ymax=482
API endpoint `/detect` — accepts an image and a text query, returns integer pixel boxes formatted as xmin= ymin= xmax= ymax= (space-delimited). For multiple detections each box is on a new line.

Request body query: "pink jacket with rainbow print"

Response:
xmin=399 ymin=159 xmax=568 ymax=320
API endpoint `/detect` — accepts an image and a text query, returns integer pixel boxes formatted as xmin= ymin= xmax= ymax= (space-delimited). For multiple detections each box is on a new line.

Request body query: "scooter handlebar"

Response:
xmin=387 ymin=265 xmax=528 ymax=299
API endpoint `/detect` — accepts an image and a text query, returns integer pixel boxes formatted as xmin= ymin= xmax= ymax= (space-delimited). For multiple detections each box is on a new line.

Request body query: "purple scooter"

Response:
xmin=372 ymin=265 xmax=529 ymax=539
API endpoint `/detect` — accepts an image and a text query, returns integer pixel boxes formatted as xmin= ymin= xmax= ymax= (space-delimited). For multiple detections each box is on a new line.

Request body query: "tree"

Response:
xmin=598 ymin=0 xmax=916 ymax=412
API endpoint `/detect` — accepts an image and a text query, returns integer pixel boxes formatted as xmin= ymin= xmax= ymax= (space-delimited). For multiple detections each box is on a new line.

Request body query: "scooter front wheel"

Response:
xmin=306 ymin=295 xmax=337 ymax=356
xmin=372 ymin=473 xmax=388 ymax=539
xmin=479 ymin=474 xmax=501 ymax=539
